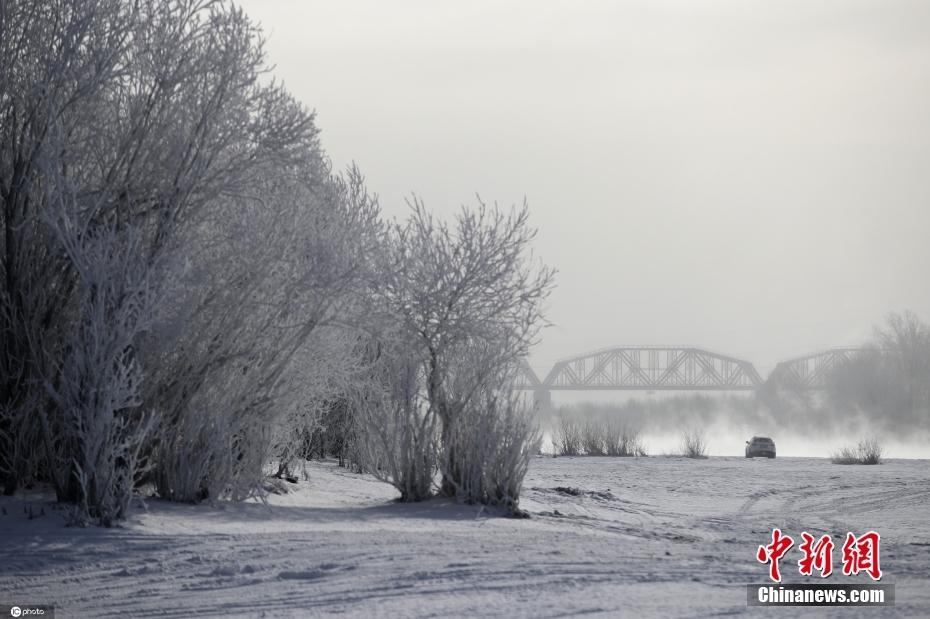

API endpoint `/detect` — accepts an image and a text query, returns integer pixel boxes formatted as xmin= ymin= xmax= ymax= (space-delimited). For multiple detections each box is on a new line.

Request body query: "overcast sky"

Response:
xmin=237 ymin=0 xmax=930 ymax=378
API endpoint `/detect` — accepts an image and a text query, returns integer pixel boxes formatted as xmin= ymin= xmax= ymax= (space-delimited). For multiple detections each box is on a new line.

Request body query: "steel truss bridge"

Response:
xmin=514 ymin=346 xmax=867 ymax=406
xmin=765 ymin=348 xmax=868 ymax=391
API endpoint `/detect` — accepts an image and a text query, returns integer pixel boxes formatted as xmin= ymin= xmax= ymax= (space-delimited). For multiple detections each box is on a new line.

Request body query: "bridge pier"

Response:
xmin=533 ymin=388 xmax=552 ymax=413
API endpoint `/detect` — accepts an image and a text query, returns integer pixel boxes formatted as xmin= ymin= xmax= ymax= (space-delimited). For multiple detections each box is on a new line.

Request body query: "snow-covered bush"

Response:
xmin=581 ymin=421 xmax=606 ymax=456
xmin=38 ymin=198 xmax=158 ymax=524
xmin=680 ymin=429 xmax=707 ymax=458
xmin=552 ymin=415 xmax=644 ymax=457
xmin=554 ymin=417 xmax=583 ymax=456
xmin=832 ymin=438 xmax=884 ymax=465
xmin=603 ymin=421 xmax=646 ymax=457
xmin=356 ymin=341 xmax=439 ymax=502
xmin=440 ymin=369 xmax=540 ymax=513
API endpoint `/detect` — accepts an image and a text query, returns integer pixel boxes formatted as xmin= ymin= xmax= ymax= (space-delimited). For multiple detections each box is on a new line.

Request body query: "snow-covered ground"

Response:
xmin=2 ymin=456 xmax=928 ymax=617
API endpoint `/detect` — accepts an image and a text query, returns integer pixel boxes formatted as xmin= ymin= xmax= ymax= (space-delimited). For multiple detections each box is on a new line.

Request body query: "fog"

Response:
xmin=546 ymin=392 xmax=930 ymax=459
xmin=236 ymin=0 xmax=930 ymax=455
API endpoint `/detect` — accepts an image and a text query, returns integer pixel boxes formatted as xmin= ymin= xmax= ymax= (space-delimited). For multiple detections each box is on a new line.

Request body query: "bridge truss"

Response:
xmin=512 ymin=359 xmax=543 ymax=391
xmin=513 ymin=345 xmax=869 ymax=409
xmin=767 ymin=348 xmax=868 ymax=390
xmin=542 ymin=346 xmax=763 ymax=391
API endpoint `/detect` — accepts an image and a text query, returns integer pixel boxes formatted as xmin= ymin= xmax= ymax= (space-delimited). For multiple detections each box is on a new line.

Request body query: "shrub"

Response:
xmin=38 ymin=221 xmax=158 ymax=524
xmin=581 ymin=421 xmax=606 ymax=456
xmin=554 ymin=416 xmax=582 ymax=456
xmin=832 ymin=438 xmax=884 ymax=465
xmin=680 ymin=429 xmax=707 ymax=458
xmin=356 ymin=345 xmax=439 ymax=503
xmin=604 ymin=421 xmax=646 ymax=457
xmin=553 ymin=417 xmax=646 ymax=457
xmin=440 ymin=386 xmax=540 ymax=513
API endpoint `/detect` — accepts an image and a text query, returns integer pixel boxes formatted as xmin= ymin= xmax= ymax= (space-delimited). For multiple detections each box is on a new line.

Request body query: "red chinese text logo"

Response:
xmin=757 ymin=529 xmax=882 ymax=582
xmin=756 ymin=528 xmax=794 ymax=582
xmin=842 ymin=531 xmax=882 ymax=581
xmin=798 ymin=532 xmax=834 ymax=578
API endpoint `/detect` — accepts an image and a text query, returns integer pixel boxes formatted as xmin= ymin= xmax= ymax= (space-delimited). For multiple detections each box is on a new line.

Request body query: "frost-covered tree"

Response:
xmin=0 ymin=0 xmax=553 ymax=521
xmin=146 ymin=164 xmax=382 ymax=502
xmin=40 ymin=227 xmax=157 ymax=524
xmin=382 ymin=199 xmax=554 ymax=503
xmin=0 ymin=0 xmax=381 ymax=514
xmin=826 ymin=311 xmax=930 ymax=435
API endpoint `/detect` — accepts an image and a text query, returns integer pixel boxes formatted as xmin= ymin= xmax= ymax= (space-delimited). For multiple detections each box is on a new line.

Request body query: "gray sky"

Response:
xmin=238 ymin=0 xmax=930 ymax=379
